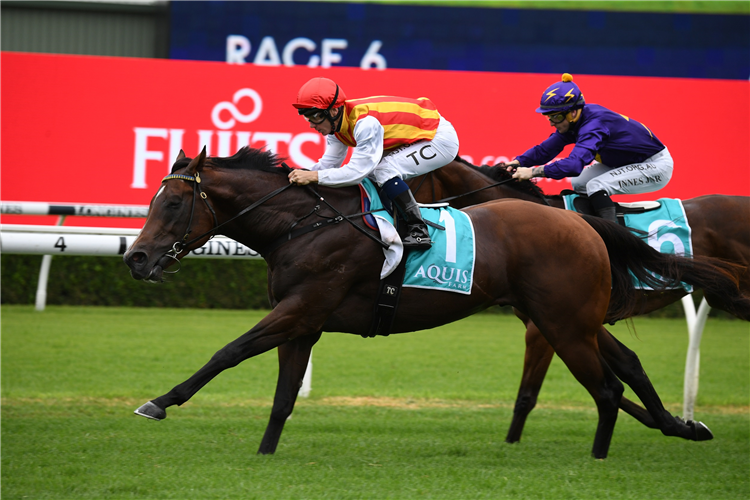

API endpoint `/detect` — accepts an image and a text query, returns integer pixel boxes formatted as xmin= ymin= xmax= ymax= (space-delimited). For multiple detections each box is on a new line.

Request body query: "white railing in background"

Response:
xmin=1 ymin=201 xmax=150 ymax=218
xmin=680 ymin=295 xmax=710 ymax=420
xmin=0 ymin=202 xmax=712 ymax=412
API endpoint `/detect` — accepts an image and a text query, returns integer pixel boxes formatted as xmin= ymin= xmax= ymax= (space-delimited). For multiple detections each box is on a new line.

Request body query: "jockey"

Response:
xmin=503 ymin=73 xmax=673 ymax=222
xmin=288 ymin=77 xmax=460 ymax=249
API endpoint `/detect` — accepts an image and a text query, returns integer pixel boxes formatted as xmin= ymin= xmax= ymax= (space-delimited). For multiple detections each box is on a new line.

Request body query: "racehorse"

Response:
xmin=124 ymin=147 xmax=744 ymax=459
xmin=407 ymin=157 xmax=750 ymax=441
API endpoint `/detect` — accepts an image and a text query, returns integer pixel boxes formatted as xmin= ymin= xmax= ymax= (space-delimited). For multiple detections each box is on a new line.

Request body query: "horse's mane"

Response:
xmin=171 ymin=147 xmax=289 ymax=174
xmin=454 ymin=155 xmax=556 ymax=200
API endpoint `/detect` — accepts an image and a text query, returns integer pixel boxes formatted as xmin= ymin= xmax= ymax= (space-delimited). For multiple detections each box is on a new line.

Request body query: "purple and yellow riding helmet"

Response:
xmin=536 ymin=73 xmax=586 ymax=115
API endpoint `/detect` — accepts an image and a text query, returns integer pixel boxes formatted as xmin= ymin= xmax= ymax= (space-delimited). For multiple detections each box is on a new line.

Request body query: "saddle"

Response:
xmin=364 ymin=185 xmax=452 ymax=339
xmin=561 ymin=189 xmax=662 ymax=226
xmin=364 ymin=188 xmax=424 ymax=338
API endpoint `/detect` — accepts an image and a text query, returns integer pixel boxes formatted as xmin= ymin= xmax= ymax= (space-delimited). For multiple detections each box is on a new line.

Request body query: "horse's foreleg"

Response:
xmin=258 ymin=330 xmax=322 ymax=455
xmin=135 ymin=303 xmax=324 ymax=419
xmin=506 ymin=317 xmax=555 ymax=443
xmin=598 ymin=332 xmax=713 ymax=441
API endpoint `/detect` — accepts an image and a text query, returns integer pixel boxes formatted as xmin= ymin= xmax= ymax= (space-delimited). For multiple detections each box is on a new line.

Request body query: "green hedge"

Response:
xmin=1 ymin=254 xmax=271 ymax=309
xmin=1 ymin=254 xmax=732 ymax=319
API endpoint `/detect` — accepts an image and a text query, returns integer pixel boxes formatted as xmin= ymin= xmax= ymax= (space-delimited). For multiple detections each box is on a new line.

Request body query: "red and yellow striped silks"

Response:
xmin=335 ymin=96 xmax=440 ymax=151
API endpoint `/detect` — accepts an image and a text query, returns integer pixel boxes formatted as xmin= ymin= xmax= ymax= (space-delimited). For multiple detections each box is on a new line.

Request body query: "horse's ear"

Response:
xmin=186 ymin=146 xmax=207 ymax=175
xmin=176 ymin=149 xmax=186 ymax=162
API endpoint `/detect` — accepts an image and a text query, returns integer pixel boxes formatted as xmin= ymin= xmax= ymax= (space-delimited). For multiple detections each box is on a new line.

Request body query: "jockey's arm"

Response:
xmin=541 ymin=125 xmax=603 ymax=179
xmin=315 ymin=116 xmax=385 ymax=188
xmin=289 ymin=135 xmax=348 ymax=186
xmin=312 ymin=135 xmax=348 ymax=171
xmin=517 ymin=133 xmax=568 ymax=169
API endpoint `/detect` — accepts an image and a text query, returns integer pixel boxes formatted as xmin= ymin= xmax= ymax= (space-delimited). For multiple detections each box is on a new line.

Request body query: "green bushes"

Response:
xmin=1 ymin=254 xmax=271 ymax=309
xmin=0 ymin=254 xmax=731 ymax=318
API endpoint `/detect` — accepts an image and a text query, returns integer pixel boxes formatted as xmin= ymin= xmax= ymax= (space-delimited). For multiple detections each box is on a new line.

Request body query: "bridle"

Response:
xmin=156 ymin=172 xmax=220 ymax=274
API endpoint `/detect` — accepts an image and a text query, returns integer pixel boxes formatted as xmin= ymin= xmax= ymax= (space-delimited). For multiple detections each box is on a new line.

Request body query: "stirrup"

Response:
xmin=403 ymin=228 xmax=432 ymax=249
xmin=403 ymin=239 xmax=432 ymax=249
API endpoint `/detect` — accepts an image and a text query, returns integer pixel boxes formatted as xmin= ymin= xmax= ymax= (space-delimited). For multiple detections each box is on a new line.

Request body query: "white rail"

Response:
xmin=1 ymin=201 xmax=150 ymax=217
xmin=0 ymin=224 xmax=261 ymax=258
xmin=680 ymin=295 xmax=711 ymax=420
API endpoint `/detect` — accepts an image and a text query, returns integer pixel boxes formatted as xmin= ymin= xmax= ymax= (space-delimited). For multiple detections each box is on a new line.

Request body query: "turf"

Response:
xmin=2 ymin=306 xmax=748 ymax=499
xmin=355 ymin=1 xmax=750 ymax=15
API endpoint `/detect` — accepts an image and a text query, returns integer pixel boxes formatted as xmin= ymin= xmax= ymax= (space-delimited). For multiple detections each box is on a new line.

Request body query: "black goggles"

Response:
xmin=302 ymin=110 xmax=328 ymax=125
xmin=544 ymin=112 xmax=567 ymax=124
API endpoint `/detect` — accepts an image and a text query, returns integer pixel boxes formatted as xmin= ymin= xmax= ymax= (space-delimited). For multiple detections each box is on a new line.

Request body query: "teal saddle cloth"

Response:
xmin=361 ymin=179 xmax=476 ymax=295
xmin=562 ymin=193 xmax=693 ymax=291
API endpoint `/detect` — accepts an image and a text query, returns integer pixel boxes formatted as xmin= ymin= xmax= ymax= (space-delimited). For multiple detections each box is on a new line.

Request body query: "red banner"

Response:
xmin=2 ymin=52 xmax=748 ymax=227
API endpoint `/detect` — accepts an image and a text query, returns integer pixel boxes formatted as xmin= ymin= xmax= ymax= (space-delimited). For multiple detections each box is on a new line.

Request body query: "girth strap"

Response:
xmin=365 ymin=253 xmax=408 ymax=338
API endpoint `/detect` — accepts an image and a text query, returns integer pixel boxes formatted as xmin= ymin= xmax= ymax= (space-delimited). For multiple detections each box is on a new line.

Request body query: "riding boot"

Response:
xmin=391 ymin=190 xmax=432 ymax=249
xmin=589 ymin=190 xmax=618 ymax=224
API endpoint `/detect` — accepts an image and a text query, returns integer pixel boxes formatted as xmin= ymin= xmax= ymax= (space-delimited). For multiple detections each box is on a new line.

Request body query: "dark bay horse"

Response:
xmin=124 ymin=147 xmax=743 ymax=459
xmin=407 ymin=158 xmax=750 ymax=442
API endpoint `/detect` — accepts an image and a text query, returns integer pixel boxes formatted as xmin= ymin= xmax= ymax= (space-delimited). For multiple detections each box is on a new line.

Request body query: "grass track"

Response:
xmin=357 ymin=0 xmax=750 ymax=15
xmin=2 ymin=306 xmax=748 ymax=499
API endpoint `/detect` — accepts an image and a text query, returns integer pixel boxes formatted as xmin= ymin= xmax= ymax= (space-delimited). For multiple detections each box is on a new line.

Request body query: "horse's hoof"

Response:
xmin=134 ymin=401 xmax=166 ymax=421
xmin=689 ymin=420 xmax=714 ymax=441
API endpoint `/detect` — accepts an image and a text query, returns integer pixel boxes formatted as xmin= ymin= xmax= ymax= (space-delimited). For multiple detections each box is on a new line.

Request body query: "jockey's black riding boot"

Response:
xmin=391 ymin=190 xmax=432 ymax=249
xmin=589 ymin=190 xmax=618 ymax=223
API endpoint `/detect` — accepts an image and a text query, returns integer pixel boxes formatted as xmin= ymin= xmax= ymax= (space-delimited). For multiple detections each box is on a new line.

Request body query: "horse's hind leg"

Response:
xmin=539 ymin=323 xmax=624 ymax=459
xmin=258 ymin=330 xmax=322 ymax=455
xmin=506 ymin=316 xmax=555 ymax=443
xmin=598 ymin=331 xmax=713 ymax=441
xmin=507 ymin=320 xmax=659 ymax=438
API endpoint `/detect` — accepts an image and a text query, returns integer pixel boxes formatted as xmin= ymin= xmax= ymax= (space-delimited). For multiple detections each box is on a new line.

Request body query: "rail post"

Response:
xmin=34 ymin=215 xmax=66 ymax=311
xmin=681 ymin=294 xmax=710 ymax=420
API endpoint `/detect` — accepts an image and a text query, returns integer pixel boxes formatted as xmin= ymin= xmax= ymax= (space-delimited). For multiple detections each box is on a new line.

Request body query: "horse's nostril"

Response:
xmin=129 ymin=251 xmax=147 ymax=264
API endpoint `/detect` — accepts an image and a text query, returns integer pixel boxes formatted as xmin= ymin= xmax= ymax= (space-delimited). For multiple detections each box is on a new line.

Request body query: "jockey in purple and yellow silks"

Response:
xmin=503 ymin=73 xmax=673 ymax=223
xmin=288 ymin=77 xmax=460 ymax=249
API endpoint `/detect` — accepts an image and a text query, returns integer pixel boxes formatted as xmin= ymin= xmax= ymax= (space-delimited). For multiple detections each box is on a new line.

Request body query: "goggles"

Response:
xmin=544 ymin=112 xmax=567 ymax=124
xmin=302 ymin=110 xmax=327 ymax=125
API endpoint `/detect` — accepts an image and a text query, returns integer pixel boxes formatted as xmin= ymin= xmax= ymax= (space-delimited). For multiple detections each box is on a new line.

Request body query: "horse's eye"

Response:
xmin=164 ymin=197 xmax=182 ymax=210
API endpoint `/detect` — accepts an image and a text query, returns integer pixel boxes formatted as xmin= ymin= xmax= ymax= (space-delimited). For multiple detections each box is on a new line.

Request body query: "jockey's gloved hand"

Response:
xmin=497 ymin=161 xmax=518 ymax=173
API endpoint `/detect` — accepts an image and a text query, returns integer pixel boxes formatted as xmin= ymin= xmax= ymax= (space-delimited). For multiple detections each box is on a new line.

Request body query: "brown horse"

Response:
xmin=407 ymin=158 xmax=750 ymax=441
xmin=124 ymin=147 xmax=743 ymax=458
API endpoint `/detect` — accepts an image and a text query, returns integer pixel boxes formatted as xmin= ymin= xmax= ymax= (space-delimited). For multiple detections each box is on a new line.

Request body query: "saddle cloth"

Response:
xmin=361 ymin=179 xmax=476 ymax=295
xmin=562 ymin=193 xmax=693 ymax=291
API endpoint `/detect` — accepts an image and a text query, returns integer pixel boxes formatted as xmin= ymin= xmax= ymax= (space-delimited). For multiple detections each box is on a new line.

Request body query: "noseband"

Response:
xmin=158 ymin=172 xmax=219 ymax=274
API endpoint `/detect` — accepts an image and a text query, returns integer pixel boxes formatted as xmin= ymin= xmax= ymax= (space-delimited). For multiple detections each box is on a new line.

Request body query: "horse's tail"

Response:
xmin=580 ymin=214 xmax=748 ymax=321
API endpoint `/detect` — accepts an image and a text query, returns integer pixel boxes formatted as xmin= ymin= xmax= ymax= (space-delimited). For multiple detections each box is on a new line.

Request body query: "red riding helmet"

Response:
xmin=292 ymin=77 xmax=347 ymax=112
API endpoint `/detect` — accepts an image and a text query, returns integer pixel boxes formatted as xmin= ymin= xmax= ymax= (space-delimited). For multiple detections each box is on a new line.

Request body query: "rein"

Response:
xmin=433 ymin=177 xmax=552 ymax=206
xmin=298 ymin=183 xmax=390 ymax=249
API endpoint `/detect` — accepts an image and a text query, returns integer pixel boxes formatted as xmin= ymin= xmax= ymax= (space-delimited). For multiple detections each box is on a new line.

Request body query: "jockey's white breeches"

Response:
xmin=571 ymin=147 xmax=674 ymax=196
xmin=370 ymin=117 xmax=460 ymax=186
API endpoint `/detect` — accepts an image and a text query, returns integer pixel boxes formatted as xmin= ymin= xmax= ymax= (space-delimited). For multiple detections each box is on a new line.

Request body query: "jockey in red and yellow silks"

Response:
xmin=288 ymin=77 xmax=460 ymax=250
xmin=334 ymin=96 xmax=440 ymax=151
